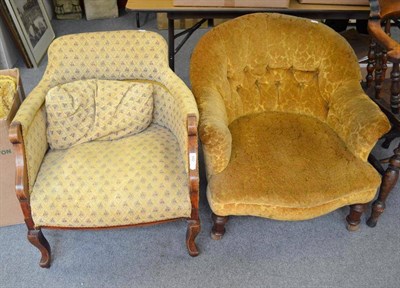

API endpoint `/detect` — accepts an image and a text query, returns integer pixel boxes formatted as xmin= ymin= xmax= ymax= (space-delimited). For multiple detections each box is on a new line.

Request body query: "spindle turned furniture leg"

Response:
xmin=211 ymin=213 xmax=229 ymax=240
xmin=374 ymin=44 xmax=384 ymax=99
xmin=366 ymin=39 xmax=376 ymax=87
xmin=27 ymin=229 xmax=51 ymax=268
xmin=390 ymin=62 xmax=400 ymax=114
xmin=186 ymin=220 xmax=200 ymax=257
xmin=346 ymin=204 xmax=367 ymax=231
xmin=367 ymin=145 xmax=400 ymax=227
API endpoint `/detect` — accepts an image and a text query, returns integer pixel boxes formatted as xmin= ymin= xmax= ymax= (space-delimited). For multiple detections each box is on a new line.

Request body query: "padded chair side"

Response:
xmin=150 ymin=71 xmax=199 ymax=173
xmin=327 ymin=81 xmax=391 ymax=161
xmin=10 ymin=81 xmax=49 ymax=194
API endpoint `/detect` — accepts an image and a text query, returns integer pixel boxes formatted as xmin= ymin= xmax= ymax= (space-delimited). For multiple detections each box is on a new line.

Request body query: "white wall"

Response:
xmin=43 ymin=0 xmax=55 ymax=20
xmin=0 ymin=0 xmax=54 ymax=69
xmin=0 ymin=17 xmax=19 ymax=69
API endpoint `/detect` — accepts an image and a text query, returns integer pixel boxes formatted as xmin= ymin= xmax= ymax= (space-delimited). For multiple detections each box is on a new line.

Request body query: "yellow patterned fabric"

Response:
xmin=0 ymin=75 xmax=17 ymax=119
xmin=31 ymin=124 xmax=191 ymax=228
xmin=11 ymin=30 xmax=198 ymax=199
xmin=46 ymin=79 xmax=153 ymax=149
xmin=190 ymin=13 xmax=391 ymax=220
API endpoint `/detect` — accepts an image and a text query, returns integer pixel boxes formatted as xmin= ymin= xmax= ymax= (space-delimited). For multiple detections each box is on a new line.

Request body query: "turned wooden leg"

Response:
xmin=374 ymin=44 xmax=384 ymax=99
xmin=27 ymin=229 xmax=51 ymax=268
xmin=367 ymin=145 xmax=400 ymax=227
xmin=346 ymin=204 xmax=367 ymax=231
xmin=390 ymin=62 xmax=400 ymax=114
xmin=211 ymin=213 xmax=229 ymax=240
xmin=366 ymin=39 xmax=376 ymax=87
xmin=186 ymin=220 xmax=200 ymax=257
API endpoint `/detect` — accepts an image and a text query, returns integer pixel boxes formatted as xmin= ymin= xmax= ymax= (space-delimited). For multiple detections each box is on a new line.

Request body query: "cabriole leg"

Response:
xmin=27 ymin=229 xmax=51 ymax=268
xmin=186 ymin=220 xmax=200 ymax=257
xmin=211 ymin=213 xmax=229 ymax=240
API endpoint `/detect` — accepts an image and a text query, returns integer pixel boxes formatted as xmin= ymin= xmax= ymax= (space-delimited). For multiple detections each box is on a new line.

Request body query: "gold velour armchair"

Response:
xmin=9 ymin=31 xmax=200 ymax=268
xmin=190 ymin=13 xmax=391 ymax=239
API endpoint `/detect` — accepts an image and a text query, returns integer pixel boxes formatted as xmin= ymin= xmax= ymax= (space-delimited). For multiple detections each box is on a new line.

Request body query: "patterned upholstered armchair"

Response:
xmin=9 ymin=31 xmax=200 ymax=268
xmin=190 ymin=13 xmax=391 ymax=240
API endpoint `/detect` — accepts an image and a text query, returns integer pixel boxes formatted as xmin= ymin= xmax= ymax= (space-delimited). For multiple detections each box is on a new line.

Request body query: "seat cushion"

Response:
xmin=46 ymin=79 xmax=154 ymax=150
xmin=31 ymin=124 xmax=191 ymax=228
xmin=207 ymin=112 xmax=381 ymax=220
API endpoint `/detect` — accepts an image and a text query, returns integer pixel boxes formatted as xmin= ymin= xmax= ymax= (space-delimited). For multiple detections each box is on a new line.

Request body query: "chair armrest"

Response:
xmin=327 ymin=81 xmax=391 ymax=161
xmin=196 ymin=87 xmax=232 ymax=177
xmin=157 ymin=71 xmax=199 ymax=173
xmin=9 ymin=84 xmax=48 ymax=194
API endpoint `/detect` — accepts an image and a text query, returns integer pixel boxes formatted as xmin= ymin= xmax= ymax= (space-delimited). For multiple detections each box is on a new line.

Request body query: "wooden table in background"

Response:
xmin=126 ymin=0 xmax=369 ymax=69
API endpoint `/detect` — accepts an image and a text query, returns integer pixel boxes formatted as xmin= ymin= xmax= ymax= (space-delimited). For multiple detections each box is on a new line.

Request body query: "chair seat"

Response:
xmin=208 ymin=112 xmax=381 ymax=221
xmin=31 ymin=124 xmax=191 ymax=228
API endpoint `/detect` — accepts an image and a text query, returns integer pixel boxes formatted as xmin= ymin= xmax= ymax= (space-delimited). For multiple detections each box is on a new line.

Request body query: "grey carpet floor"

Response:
xmin=1 ymin=11 xmax=399 ymax=288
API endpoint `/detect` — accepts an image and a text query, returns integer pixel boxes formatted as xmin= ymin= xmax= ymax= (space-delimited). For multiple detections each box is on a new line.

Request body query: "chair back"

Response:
xmin=191 ymin=13 xmax=361 ymax=123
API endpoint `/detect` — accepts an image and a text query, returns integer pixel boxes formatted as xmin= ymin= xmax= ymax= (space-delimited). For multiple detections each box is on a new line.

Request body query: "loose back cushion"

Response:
xmin=46 ymin=79 xmax=153 ymax=149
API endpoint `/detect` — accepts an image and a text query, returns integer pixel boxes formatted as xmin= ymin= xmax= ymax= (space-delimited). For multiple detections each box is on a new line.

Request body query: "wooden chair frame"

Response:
xmin=365 ymin=0 xmax=400 ymax=227
xmin=9 ymin=114 xmax=200 ymax=268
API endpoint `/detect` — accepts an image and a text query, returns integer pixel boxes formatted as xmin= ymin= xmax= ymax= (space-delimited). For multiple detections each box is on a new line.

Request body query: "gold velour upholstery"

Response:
xmin=190 ymin=14 xmax=390 ymax=222
xmin=12 ymin=31 xmax=199 ymax=228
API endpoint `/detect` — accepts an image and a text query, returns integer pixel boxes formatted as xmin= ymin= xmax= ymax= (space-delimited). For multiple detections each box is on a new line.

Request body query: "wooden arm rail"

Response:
xmin=8 ymin=122 xmax=34 ymax=230
xmin=186 ymin=113 xmax=200 ymax=257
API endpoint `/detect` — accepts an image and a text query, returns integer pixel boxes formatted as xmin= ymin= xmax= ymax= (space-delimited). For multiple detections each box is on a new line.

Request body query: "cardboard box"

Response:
xmin=0 ymin=68 xmax=23 ymax=227
xmin=84 ymin=0 xmax=118 ymax=20
xmin=173 ymin=0 xmax=290 ymax=8
xmin=298 ymin=0 xmax=368 ymax=5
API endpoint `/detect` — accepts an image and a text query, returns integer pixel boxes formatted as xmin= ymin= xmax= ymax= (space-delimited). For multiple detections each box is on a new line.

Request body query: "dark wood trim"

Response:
xmin=8 ymin=122 xmax=35 ymax=230
xmin=187 ymin=114 xmax=199 ymax=222
xmin=27 ymin=229 xmax=51 ymax=268
xmin=186 ymin=220 xmax=200 ymax=256
xmin=211 ymin=213 xmax=229 ymax=240
xmin=366 ymin=0 xmax=400 ymax=227
xmin=346 ymin=204 xmax=367 ymax=231
xmin=186 ymin=114 xmax=200 ymax=256
xmin=367 ymin=144 xmax=400 ymax=228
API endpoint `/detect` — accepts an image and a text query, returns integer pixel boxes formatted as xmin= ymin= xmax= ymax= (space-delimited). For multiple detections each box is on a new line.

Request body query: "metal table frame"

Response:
xmin=127 ymin=1 xmax=370 ymax=70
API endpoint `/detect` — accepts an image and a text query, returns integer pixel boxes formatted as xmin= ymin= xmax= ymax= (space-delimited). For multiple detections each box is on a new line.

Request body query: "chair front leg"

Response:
xmin=186 ymin=219 xmax=200 ymax=256
xmin=10 ymin=123 xmax=52 ymax=268
xmin=211 ymin=213 xmax=229 ymax=240
xmin=27 ymin=229 xmax=51 ymax=268
xmin=346 ymin=204 xmax=367 ymax=231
